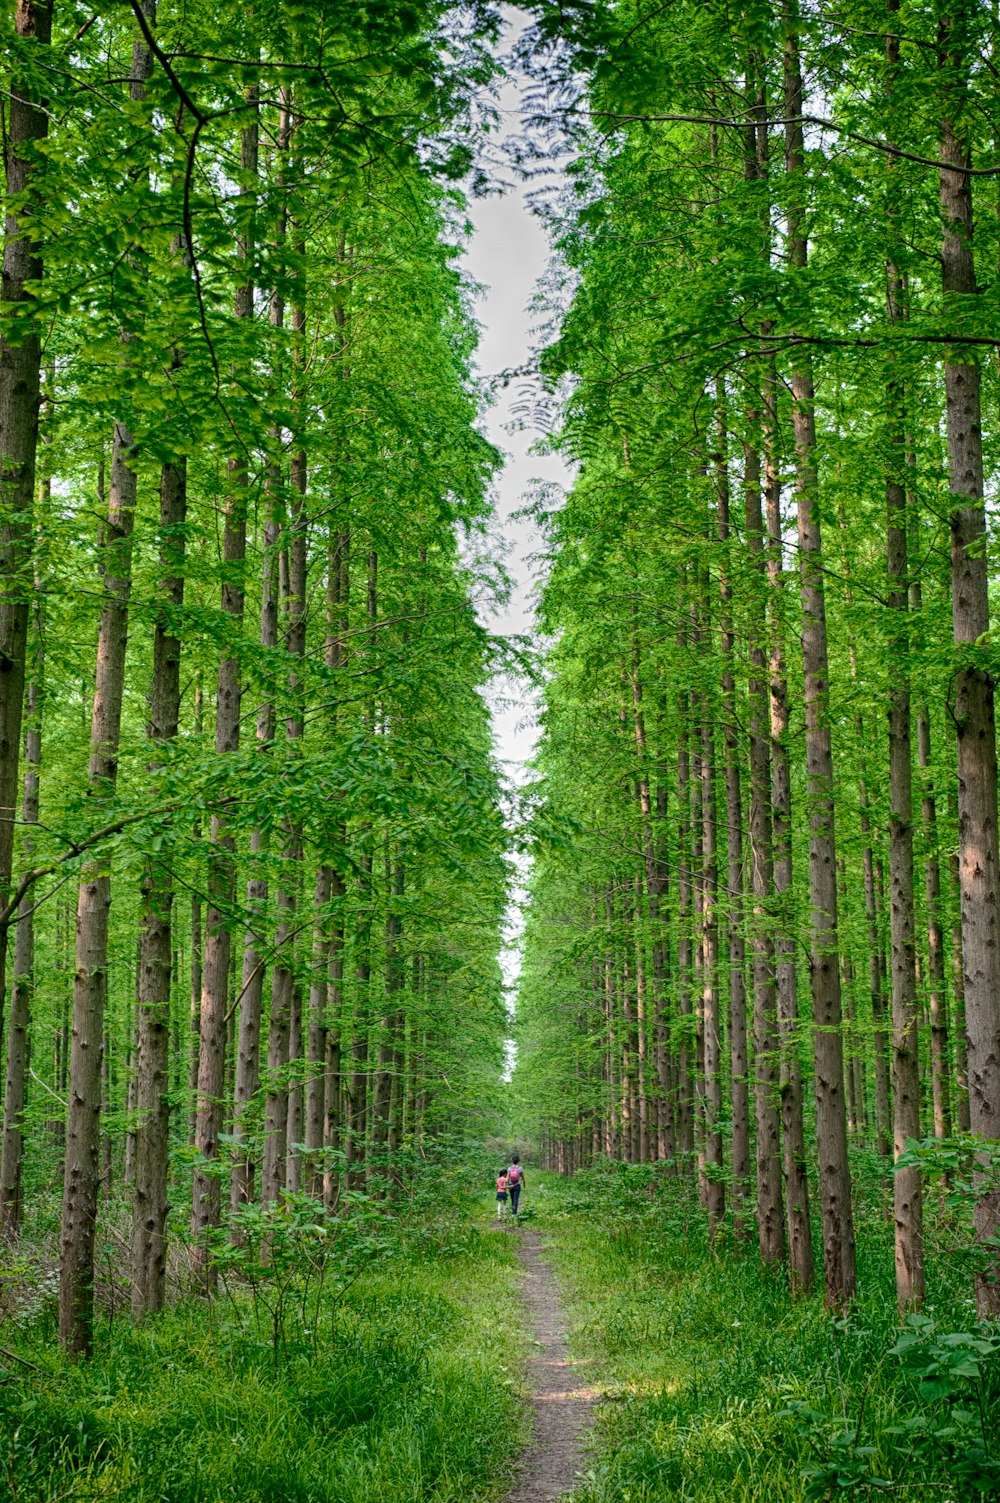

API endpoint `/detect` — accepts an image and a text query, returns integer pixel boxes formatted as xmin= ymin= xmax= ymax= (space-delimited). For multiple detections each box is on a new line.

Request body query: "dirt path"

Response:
xmin=507 ymin=1229 xmax=595 ymax=1503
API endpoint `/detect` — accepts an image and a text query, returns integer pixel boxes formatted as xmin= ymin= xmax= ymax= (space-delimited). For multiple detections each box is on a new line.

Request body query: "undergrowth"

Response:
xmin=532 ymin=1161 xmax=1000 ymax=1502
xmin=0 ymin=1152 xmax=523 ymax=1503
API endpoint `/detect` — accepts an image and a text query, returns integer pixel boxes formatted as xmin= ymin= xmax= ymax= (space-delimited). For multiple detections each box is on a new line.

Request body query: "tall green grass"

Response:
xmin=532 ymin=1163 xmax=1000 ymax=1501
xmin=0 ymin=1207 xmax=522 ymax=1503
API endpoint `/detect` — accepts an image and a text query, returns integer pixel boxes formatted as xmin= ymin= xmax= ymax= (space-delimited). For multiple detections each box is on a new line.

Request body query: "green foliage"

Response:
xmin=530 ymin=1164 xmax=1000 ymax=1502
xmin=0 ymin=1176 xmax=523 ymax=1503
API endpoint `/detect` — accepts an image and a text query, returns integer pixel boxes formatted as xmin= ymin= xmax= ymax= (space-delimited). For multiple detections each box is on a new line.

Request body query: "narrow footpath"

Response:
xmin=507 ymin=1230 xmax=595 ymax=1503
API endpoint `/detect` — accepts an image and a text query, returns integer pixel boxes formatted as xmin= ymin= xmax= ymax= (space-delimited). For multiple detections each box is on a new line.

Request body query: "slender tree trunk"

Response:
xmin=752 ymin=59 xmax=813 ymax=1289
xmin=620 ymin=886 xmax=636 ymax=1163
xmin=131 ymin=447 xmax=186 ymax=1317
xmin=373 ymin=852 xmax=405 ymax=1154
xmin=347 ymin=874 xmax=371 ymax=1187
xmin=323 ymin=871 xmax=345 ymax=1208
xmin=949 ymin=841 xmax=972 ymax=1131
xmin=0 ymin=0 xmax=52 ymax=1024
xmin=322 ymin=527 xmax=349 ymax=1205
xmin=304 ymin=865 xmax=331 ymax=1195
xmin=676 ymin=701 xmax=695 ymax=1158
xmin=883 ymin=44 xmax=924 ymax=1305
xmin=188 ymin=687 xmax=203 ymax=1146
xmin=763 ymin=364 xmax=814 ymax=1294
xmin=604 ymin=886 xmax=618 ymax=1159
xmin=744 ymin=432 xmax=785 ymax=1267
xmin=743 ymin=85 xmax=784 ymax=1265
xmin=632 ymin=873 xmax=650 ymax=1161
xmin=653 ymin=785 xmax=674 ymax=1160
xmin=690 ymin=684 xmax=706 ymax=1195
xmin=715 ymin=390 xmax=750 ymax=1237
xmin=0 ymin=567 xmax=43 ymax=1234
xmin=697 ymin=671 xmax=724 ymax=1231
xmin=231 ymin=364 xmax=279 ymax=1213
xmin=631 ymin=626 xmax=671 ymax=1161
xmin=783 ymin=0 xmax=854 ymax=1306
xmin=263 ymin=183 xmax=307 ymax=1202
xmin=836 ymin=485 xmax=893 ymax=1161
xmin=190 ymin=88 xmax=259 ymax=1269
xmin=60 ymin=438 xmax=136 ymax=1345
xmin=59 ymin=8 xmax=155 ymax=1352
xmin=911 ymin=679 xmax=952 ymax=1140
xmin=937 ymin=4 xmax=1000 ymax=1315
xmin=285 ymin=983 xmax=303 ymax=1193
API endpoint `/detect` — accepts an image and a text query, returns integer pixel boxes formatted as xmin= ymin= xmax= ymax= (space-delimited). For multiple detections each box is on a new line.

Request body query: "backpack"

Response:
xmin=507 ymin=1165 xmax=521 ymax=1187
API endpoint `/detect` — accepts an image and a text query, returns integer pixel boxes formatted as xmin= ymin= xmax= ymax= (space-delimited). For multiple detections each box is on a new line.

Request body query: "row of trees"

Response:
xmin=0 ymin=0 xmax=508 ymax=1356
xmin=514 ymin=0 xmax=1000 ymax=1318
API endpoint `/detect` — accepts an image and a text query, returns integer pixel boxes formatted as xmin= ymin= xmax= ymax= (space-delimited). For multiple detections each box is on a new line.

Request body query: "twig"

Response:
xmin=0 ymin=1345 xmax=39 ymax=1371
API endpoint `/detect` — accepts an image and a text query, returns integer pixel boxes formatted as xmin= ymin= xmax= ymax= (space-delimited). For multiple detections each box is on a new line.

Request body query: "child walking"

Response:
xmin=495 ymin=1168 xmax=509 ymax=1220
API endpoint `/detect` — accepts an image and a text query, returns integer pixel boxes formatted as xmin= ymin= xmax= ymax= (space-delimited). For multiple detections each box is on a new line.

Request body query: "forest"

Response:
xmin=1 ymin=0 xmax=999 ymax=1500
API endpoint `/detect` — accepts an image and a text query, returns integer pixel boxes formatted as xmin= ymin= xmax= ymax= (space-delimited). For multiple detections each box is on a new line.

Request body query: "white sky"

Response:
xmin=459 ymin=7 xmax=574 ymax=1027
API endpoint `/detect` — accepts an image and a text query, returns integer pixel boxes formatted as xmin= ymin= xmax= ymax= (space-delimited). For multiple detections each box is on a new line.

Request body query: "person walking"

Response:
xmin=495 ymin=1168 xmax=509 ymax=1221
xmin=507 ymin=1155 xmax=524 ymax=1217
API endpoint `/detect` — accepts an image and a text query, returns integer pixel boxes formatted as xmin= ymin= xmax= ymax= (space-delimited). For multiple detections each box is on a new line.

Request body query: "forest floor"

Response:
xmin=526 ymin=1164 xmax=1000 ymax=1502
xmin=2 ymin=1164 xmax=999 ymax=1502
xmin=0 ymin=1179 xmax=528 ymax=1503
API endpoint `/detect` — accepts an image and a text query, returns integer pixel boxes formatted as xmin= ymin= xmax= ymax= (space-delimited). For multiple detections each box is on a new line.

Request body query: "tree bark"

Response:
xmin=131 ymin=448 xmax=186 ymax=1317
xmin=60 ymin=6 xmax=155 ymax=1353
xmin=884 ymin=26 xmax=924 ymax=1304
xmin=744 ymin=432 xmax=784 ymax=1267
xmin=188 ymin=685 xmax=203 ymax=1145
xmin=191 ymin=91 xmax=258 ymax=1268
xmin=699 ymin=699 xmax=724 ymax=1231
xmin=763 ymin=361 xmax=814 ymax=1295
xmin=231 ymin=233 xmax=278 ymax=1215
xmin=715 ymin=389 xmax=750 ymax=1237
xmin=676 ymin=695 xmax=695 ymax=1158
xmin=0 ymin=0 xmax=52 ymax=1025
xmin=321 ymin=527 xmax=349 ymax=1205
xmin=937 ymin=3 xmax=1000 ymax=1315
xmin=783 ymin=0 xmax=855 ymax=1307
xmin=0 ymin=561 xmax=43 ymax=1234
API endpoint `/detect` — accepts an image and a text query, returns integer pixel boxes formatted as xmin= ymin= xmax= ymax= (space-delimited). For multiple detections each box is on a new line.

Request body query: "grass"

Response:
xmin=0 ymin=1188 xmax=525 ymax=1503
xmin=6 ymin=1155 xmax=996 ymax=1502
xmin=529 ymin=1163 xmax=1000 ymax=1502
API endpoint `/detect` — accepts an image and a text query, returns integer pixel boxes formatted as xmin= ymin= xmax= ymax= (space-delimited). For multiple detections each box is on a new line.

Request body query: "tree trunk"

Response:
xmin=131 ymin=449 xmax=186 ymax=1317
xmin=697 ymin=674 xmax=724 ymax=1231
xmin=763 ymin=360 xmax=814 ymax=1295
xmin=321 ymin=527 xmax=349 ymax=1205
xmin=60 ymin=10 xmax=156 ymax=1351
xmin=632 ymin=873 xmax=650 ymax=1162
xmin=676 ymin=703 xmax=694 ymax=1158
xmin=305 ymin=864 xmax=331 ymax=1195
xmin=630 ymin=626 xmax=671 ymax=1161
xmin=744 ymin=432 xmax=785 ymax=1267
xmin=0 ymin=568 xmax=43 ymax=1234
xmin=61 ymin=420 xmax=138 ymax=1355
xmin=949 ymin=841 xmax=972 ymax=1132
xmin=231 ymin=289 xmax=278 ymax=1215
xmin=263 ymin=182 xmax=307 ymax=1202
xmin=191 ymin=93 xmax=258 ymax=1268
xmin=937 ymin=4 xmax=1000 ymax=1316
xmin=323 ymin=871 xmax=345 ymax=1208
xmin=0 ymin=0 xmax=52 ymax=1024
xmin=188 ymin=684 xmax=203 ymax=1147
xmin=883 ymin=45 xmax=924 ymax=1304
xmin=715 ymin=389 xmax=750 ymax=1237
xmin=783 ymin=0 xmax=855 ymax=1307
